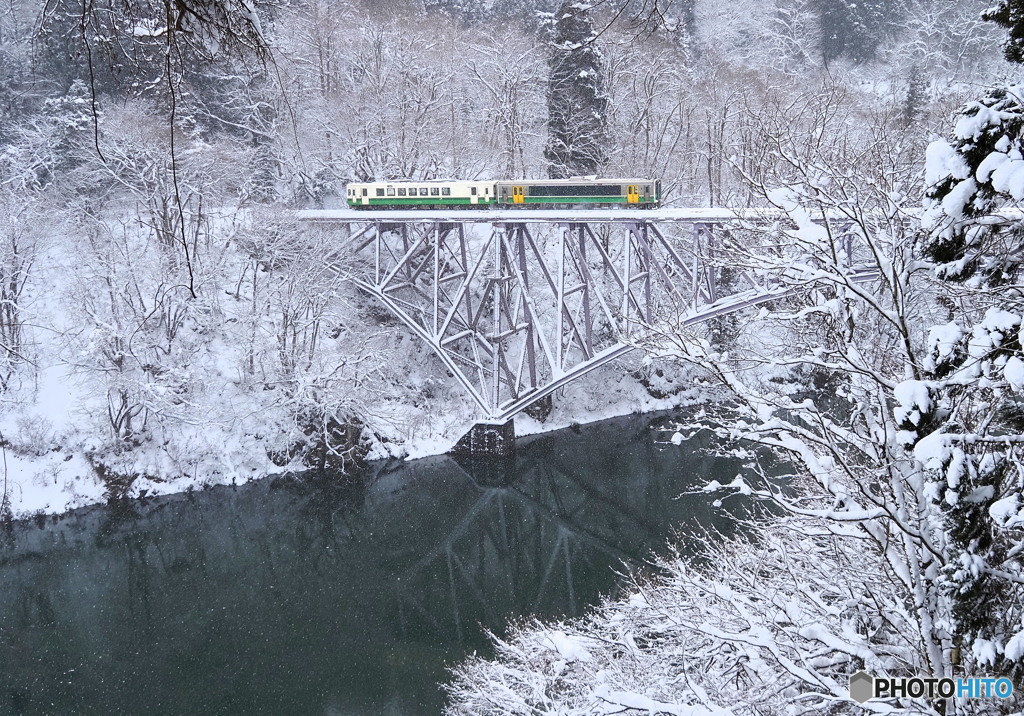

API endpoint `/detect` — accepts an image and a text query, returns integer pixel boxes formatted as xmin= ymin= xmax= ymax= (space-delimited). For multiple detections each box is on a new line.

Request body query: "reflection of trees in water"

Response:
xmin=266 ymin=473 xmax=368 ymax=569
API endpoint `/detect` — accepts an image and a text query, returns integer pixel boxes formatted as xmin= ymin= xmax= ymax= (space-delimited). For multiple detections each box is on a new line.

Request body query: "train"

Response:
xmin=345 ymin=178 xmax=661 ymax=209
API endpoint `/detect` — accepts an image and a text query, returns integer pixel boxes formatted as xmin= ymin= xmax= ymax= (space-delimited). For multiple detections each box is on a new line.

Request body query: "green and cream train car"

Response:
xmin=346 ymin=180 xmax=497 ymax=208
xmin=345 ymin=178 xmax=660 ymax=209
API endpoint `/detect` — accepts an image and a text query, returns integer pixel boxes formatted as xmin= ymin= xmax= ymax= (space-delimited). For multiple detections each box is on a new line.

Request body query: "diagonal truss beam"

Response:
xmin=317 ymin=214 xmax=877 ymax=421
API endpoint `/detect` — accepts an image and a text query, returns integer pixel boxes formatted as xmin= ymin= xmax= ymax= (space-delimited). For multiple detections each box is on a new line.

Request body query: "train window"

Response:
xmin=431 ymin=188 xmax=440 ymax=196
xmin=387 ymin=188 xmax=395 ymax=196
xmin=471 ymin=187 xmax=477 ymax=196
xmin=362 ymin=188 xmax=368 ymax=197
xmin=376 ymin=188 xmax=385 ymax=197
xmin=442 ymin=188 xmax=451 ymax=196
xmin=398 ymin=188 xmax=407 ymax=196
xmin=420 ymin=188 xmax=428 ymax=196
xmin=527 ymin=183 xmax=622 ymax=197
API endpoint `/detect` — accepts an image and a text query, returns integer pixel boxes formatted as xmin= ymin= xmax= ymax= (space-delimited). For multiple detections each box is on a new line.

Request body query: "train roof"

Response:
xmin=347 ymin=179 xmax=491 ymax=185
xmin=502 ymin=177 xmax=654 ymax=182
xmin=347 ymin=178 xmax=658 ymax=184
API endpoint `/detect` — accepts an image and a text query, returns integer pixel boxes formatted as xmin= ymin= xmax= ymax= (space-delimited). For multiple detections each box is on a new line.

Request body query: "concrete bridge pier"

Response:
xmin=450 ymin=420 xmax=516 ymax=458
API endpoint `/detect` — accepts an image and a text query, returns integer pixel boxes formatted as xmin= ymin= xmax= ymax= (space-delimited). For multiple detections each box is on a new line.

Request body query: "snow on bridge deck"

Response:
xmin=295 ymin=208 xmax=761 ymax=223
xmin=295 ymin=206 xmax=963 ymax=224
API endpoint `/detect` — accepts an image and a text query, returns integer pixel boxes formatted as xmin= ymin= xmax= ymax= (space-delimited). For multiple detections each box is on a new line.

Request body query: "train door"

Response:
xmin=627 ymin=184 xmax=640 ymax=204
xmin=513 ymin=186 xmax=525 ymax=204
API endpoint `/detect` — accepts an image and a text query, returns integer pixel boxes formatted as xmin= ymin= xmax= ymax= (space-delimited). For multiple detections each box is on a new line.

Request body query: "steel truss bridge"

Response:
xmin=299 ymin=208 xmax=876 ymax=451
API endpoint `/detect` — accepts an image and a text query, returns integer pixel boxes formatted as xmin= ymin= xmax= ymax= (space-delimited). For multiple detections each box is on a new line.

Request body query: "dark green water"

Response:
xmin=0 ymin=413 xmax=751 ymax=715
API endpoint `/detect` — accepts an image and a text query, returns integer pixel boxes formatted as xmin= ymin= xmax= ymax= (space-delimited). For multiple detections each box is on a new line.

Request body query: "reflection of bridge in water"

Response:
xmin=300 ymin=208 xmax=877 ymax=453
xmin=396 ymin=444 xmax=705 ymax=639
xmin=0 ymin=414 xmax=750 ymax=714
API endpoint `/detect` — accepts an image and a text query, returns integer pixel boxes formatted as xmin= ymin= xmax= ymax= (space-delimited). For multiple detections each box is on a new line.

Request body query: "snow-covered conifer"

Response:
xmin=816 ymin=0 xmax=893 ymax=63
xmin=543 ymin=1 xmax=609 ymax=178
xmin=916 ymin=84 xmax=1024 ymax=684
xmin=986 ymin=0 xmax=1024 ymax=64
xmin=922 ymin=85 xmax=1024 ymax=284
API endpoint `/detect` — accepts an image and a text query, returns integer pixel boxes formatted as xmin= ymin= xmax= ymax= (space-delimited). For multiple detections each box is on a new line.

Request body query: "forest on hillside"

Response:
xmin=3 ymin=0 xmax=1007 ymax=204
xmin=0 ymin=0 xmax=1011 ymax=502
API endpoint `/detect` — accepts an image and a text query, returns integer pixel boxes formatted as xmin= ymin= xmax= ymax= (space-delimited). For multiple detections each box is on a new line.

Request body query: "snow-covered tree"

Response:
xmin=881 ymin=0 xmax=1002 ymax=81
xmin=469 ymin=31 xmax=546 ymax=179
xmin=544 ymin=1 xmax=609 ymax=178
xmin=448 ymin=84 xmax=1024 ymax=713
xmin=0 ymin=86 xmax=90 ymax=395
xmin=917 ymin=83 xmax=1024 ymax=683
xmin=922 ymin=85 xmax=1024 ymax=284
xmin=41 ymin=0 xmax=268 ymax=70
xmin=816 ymin=0 xmax=893 ymax=63
xmin=986 ymin=0 xmax=1024 ymax=64
xmin=0 ymin=196 xmax=41 ymax=393
xmin=636 ymin=113 xmax=962 ymax=707
xmin=447 ymin=521 xmax=920 ymax=715
xmin=229 ymin=211 xmax=377 ymax=472
xmin=601 ymin=35 xmax=694 ymax=186
xmin=272 ymin=14 xmax=493 ymax=187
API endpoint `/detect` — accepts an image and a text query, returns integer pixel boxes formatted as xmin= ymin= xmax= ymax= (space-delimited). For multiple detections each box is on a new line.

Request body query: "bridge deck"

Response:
xmin=296 ymin=208 xmax=754 ymax=223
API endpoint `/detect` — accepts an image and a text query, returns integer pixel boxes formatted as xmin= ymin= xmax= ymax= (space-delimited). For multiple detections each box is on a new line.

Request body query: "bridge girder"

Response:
xmin=303 ymin=210 xmax=876 ymax=425
xmin=344 ymin=216 xmax=733 ymax=422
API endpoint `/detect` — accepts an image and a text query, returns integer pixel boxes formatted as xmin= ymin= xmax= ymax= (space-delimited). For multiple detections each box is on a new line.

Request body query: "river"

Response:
xmin=0 ymin=412 xmax=756 ymax=715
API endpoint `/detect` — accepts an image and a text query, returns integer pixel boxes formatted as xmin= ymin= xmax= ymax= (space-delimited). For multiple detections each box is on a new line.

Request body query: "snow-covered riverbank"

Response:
xmin=0 ymin=343 xmax=702 ymax=519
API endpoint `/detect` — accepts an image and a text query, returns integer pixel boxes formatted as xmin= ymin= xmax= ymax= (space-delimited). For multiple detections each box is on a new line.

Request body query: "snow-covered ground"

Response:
xmin=0 ymin=325 xmax=702 ymax=518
